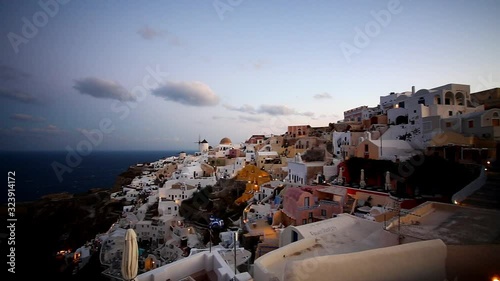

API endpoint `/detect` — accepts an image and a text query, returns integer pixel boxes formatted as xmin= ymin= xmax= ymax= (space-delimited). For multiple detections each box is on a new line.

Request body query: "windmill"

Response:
xmin=194 ymin=135 xmax=209 ymax=153
xmin=194 ymin=134 xmax=202 ymax=146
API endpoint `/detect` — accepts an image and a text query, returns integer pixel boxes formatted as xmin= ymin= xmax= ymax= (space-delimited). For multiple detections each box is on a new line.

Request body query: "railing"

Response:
xmin=297 ymin=204 xmax=319 ymax=211
xmin=318 ymin=200 xmax=339 ymax=206
xmin=451 ymin=165 xmax=486 ymax=204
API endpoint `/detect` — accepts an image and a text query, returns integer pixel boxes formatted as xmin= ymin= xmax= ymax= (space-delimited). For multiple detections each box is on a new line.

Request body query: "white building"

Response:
xmin=254 ymin=214 xmax=446 ymax=281
xmin=216 ymin=157 xmax=246 ymax=179
xmin=286 ymin=153 xmax=325 ymax=185
xmin=159 ymin=182 xmax=198 ymax=202
xmin=382 ymin=84 xmax=484 ymax=149
xmin=213 ymin=137 xmax=238 ymax=158
xmin=244 ymin=144 xmax=256 ymax=163
xmin=158 ymin=198 xmax=180 ymax=217
xmin=136 ymin=249 xmax=252 ymax=281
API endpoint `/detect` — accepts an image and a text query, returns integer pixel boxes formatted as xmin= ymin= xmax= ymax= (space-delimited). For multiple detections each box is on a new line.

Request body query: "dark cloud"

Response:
xmin=10 ymin=113 xmax=46 ymax=122
xmin=300 ymin=111 xmax=315 ymax=117
xmin=223 ymin=104 xmax=256 ymax=114
xmin=258 ymin=105 xmax=297 ymax=115
xmin=1 ymin=125 xmax=62 ymax=137
xmin=137 ymin=25 xmax=163 ymax=40
xmin=152 ymin=81 xmax=219 ymax=106
xmin=0 ymin=89 xmax=39 ymax=104
xmin=253 ymin=60 xmax=269 ymax=70
xmin=73 ymin=77 xmax=136 ymax=101
xmin=314 ymin=92 xmax=332 ymax=99
xmin=225 ymin=103 xmax=315 ymax=117
xmin=137 ymin=25 xmax=182 ymax=46
xmin=239 ymin=115 xmax=262 ymax=122
xmin=212 ymin=116 xmax=237 ymax=121
xmin=0 ymin=65 xmax=30 ymax=82
xmin=30 ymin=124 xmax=62 ymax=135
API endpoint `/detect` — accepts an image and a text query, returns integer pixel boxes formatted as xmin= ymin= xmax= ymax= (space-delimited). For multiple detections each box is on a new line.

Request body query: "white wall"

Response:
xmin=136 ymin=251 xmax=236 ymax=281
xmin=287 ymin=161 xmax=306 ymax=185
xmin=283 ymin=239 xmax=446 ymax=281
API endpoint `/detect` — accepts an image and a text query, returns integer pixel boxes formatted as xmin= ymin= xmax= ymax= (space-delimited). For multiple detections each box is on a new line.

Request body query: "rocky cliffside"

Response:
xmin=1 ymin=167 xmax=144 ymax=279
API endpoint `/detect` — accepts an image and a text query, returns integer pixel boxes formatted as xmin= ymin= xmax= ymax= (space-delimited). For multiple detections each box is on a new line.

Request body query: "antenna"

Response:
xmin=383 ymin=197 xmax=421 ymax=244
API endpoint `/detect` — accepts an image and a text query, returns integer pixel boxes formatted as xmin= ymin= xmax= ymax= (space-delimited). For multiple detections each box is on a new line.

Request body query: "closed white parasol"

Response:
xmin=385 ymin=171 xmax=391 ymax=191
xmin=360 ymin=169 xmax=366 ymax=188
xmin=121 ymin=228 xmax=138 ymax=281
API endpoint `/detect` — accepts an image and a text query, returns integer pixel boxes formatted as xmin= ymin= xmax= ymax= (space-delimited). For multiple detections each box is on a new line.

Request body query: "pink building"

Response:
xmin=287 ymin=125 xmax=310 ymax=138
xmin=282 ymin=186 xmax=343 ymax=226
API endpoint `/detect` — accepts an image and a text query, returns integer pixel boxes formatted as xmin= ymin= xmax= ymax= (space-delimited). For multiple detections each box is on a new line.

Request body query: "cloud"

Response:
xmin=73 ymin=77 xmax=136 ymax=101
xmin=10 ymin=113 xmax=46 ymax=122
xmin=152 ymin=81 xmax=219 ymax=106
xmin=1 ymin=125 xmax=63 ymax=137
xmin=0 ymin=89 xmax=39 ymax=104
xmin=212 ymin=115 xmax=236 ymax=120
xmin=137 ymin=25 xmax=164 ymax=40
xmin=223 ymin=104 xmax=256 ymax=114
xmin=314 ymin=92 xmax=332 ymax=99
xmin=225 ymin=103 xmax=315 ymax=117
xmin=137 ymin=25 xmax=182 ymax=46
xmin=239 ymin=115 xmax=262 ymax=122
xmin=258 ymin=105 xmax=297 ymax=115
xmin=300 ymin=111 xmax=315 ymax=117
xmin=30 ymin=124 xmax=62 ymax=135
xmin=253 ymin=60 xmax=269 ymax=70
xmin=0 ymin=65 xmax=30 ymax=82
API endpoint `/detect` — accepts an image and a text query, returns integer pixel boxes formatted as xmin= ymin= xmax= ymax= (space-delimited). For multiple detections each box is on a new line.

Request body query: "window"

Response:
xmin=468 ymin=120 xmax=474 ymax=128
xmin=365 ymin=144 xmax=369 ymax=152
xmin=304 ymin=197 xmax=310 ymax=207
xmin=321 ymin=209 xmax=327 ymax=217
xmin=302 ymin=219 xmax=307 ymax=225
xmin=309 ymin=212 xmax=313 ymax=218
xmin=449 ymin=111 xmax=453 ymax=116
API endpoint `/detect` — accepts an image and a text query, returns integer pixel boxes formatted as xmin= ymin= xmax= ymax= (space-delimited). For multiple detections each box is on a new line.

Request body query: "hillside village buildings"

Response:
xmin=76 ymin=82 xmax=499 ymax=280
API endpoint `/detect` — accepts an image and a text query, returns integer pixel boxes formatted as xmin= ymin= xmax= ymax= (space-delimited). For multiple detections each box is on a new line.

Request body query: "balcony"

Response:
xmin=318 ymin=200 xmax=340 ymax=206
xmin=297 ymin=204 xmax=319 ymax=211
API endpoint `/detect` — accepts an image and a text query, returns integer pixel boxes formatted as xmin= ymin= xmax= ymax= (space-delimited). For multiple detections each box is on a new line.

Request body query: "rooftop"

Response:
xmin=386 ymin=201 xmax=500 ymax=245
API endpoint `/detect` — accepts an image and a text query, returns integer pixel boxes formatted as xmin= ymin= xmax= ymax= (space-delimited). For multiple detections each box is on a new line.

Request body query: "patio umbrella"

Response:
xmin=384 ymin=171 xmax=391 ymax=191
xmin=338 ymin=167 xmax=344 ymax=185
xmin=121 ymin=228 xmax=139 ymax=281
xmin=360 ymin=169 xmax=366 ymax=188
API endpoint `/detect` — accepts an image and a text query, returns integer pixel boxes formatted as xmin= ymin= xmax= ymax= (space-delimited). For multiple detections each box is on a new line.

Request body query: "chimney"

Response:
xmin=365 ymin=131 xmax=371 ymax=140
xmin=412 ymin=86 xmax=415 ymax=95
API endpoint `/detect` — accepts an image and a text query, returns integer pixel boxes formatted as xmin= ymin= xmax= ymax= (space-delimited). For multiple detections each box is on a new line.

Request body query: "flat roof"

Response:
xmin=264 ymin=215 xmax=402 ymax=278
xmin=386 ymin=201 xmax=500 ymax=245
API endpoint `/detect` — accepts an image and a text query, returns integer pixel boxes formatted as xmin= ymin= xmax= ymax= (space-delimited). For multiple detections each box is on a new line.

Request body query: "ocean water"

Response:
xmin=1 ymin=150 xmax=194 ymax=202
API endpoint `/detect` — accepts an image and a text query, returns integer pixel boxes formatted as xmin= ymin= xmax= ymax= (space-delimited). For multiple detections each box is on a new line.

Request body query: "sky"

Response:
xmin=0 ymin=0 xmax=499 ymax=151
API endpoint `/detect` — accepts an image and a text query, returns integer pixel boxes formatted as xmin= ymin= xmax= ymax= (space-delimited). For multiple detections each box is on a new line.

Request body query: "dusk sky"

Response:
xmin=1 ymin=0 xmax=499 ymax=151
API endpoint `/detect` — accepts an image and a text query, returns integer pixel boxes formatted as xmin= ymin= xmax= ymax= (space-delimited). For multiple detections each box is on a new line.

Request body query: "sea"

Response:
xmin=1 ymin=150 xmax=195 ymax=203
